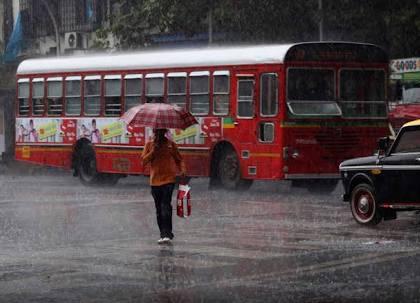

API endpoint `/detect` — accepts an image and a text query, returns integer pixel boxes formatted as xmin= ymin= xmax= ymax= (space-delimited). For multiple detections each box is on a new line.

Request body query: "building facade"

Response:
xmin=0 ymin=0 xmax=116 ymax=160
xmin=19 ymin=0 xmax=115 ymax=56
xmin=0 ymin=0 xmax=16 ymax=159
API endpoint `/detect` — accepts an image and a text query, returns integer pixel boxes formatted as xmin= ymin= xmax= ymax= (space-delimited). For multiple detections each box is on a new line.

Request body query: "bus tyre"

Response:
xmin=350 ymin=183 xmax=382 ymax=226
xmin=78 ymin=144 xmax=100 ymax=186
xmin=218 ymin=149 xmax=253 ymax=190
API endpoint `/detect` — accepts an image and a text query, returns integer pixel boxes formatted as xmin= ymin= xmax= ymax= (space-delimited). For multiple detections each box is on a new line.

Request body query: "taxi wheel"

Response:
xmin=350 ymin=183 xmax=382 ymax=225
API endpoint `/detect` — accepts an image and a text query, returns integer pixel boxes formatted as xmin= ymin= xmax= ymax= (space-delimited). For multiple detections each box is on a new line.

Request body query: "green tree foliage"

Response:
xmin=322 ymin=0 xmax=420 ymax=57
xmin=99 ymin=0 xmax=420 ymax=57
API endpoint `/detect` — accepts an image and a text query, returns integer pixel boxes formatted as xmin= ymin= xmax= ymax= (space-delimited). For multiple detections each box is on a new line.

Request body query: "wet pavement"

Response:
xmin=1 ymin=167 xmax=420 ymax=302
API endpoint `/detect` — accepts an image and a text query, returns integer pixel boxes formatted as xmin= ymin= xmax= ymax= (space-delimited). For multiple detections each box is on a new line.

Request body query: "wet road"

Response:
xmin=1 ymin=170 xmax=420 ymax=302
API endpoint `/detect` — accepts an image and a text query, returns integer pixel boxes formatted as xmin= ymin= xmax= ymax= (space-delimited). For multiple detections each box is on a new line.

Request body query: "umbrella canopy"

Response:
xmin=121 ymin=103 xmax=198 ymax=130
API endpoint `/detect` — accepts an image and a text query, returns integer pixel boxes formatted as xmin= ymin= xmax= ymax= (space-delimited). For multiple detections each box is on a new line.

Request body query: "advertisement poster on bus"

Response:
xmin=16 ymin=118 xmax=63 ymax=143
xmin=16 ymin=117 xmax=223 ymax=146
xmin=143 ymin=117 xmax=222 ymax=145
xmin=77 ymin=118 xmax=132 ymax=144
xmin=60 ymin=120 xmax=77 ymax=144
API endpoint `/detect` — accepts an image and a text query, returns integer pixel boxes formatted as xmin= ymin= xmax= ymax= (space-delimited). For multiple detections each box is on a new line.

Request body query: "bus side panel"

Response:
xmin=15 ymin=145 xmax=73 ymax=169
xmin=93 ymin=146 xmax=211 ymax=177
xmin=180 ymin=151 xmax=210 ymax=177
xmin=94 ymin=147 xmax=143 ymax=175
xmin=222 ymin=128 xmax=284 ymax=181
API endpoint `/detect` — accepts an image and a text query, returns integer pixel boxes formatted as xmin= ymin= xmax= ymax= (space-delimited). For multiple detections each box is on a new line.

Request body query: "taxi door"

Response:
xmin=379 ymin=127 xmax=420 ymax=203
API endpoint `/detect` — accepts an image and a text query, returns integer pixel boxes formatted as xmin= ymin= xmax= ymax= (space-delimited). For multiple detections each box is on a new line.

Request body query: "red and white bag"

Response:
xmin=177 ymin=183 xmax=191 ymax=218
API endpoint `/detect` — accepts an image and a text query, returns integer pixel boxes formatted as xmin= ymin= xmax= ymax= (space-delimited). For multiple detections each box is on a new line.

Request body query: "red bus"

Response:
xmin=388 ymin=57 xmax=420 ymax=131
xmin=15 ymin=42 xmax=390 ymax=191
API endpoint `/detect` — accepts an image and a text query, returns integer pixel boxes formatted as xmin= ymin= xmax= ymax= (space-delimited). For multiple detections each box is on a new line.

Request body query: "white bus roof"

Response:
xmin=16 ymin=42 xmax=387 ymax=76
xmin=17 ymin=44 xmax=293 ymax=75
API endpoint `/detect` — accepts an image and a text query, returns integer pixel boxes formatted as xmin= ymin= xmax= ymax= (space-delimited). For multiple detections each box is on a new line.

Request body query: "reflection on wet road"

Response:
xmin=1 ymin=173 xmax=420 ymax=302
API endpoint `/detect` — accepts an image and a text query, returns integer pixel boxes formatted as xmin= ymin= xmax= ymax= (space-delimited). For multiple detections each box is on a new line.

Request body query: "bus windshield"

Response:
xmin=339 ymin=69 xmax=387 ymax=118
xmin=287 ymin=68 xmax=341 ymax=116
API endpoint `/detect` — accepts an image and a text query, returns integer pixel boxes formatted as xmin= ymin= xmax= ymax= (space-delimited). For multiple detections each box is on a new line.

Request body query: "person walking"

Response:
xmin=142 ymin=128 xmax=186 ymax=244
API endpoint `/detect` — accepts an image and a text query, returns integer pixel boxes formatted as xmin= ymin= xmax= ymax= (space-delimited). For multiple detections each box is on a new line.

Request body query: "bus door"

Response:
xmin=232 ymin=73 xmax=261 ymax=178
xmin=257 ymin=72 xmax=281 ymax=179
xmin=233 ymin=72 xmax=281 ymax=179
xmin=234 ymin=73 xmax=257 ymax=146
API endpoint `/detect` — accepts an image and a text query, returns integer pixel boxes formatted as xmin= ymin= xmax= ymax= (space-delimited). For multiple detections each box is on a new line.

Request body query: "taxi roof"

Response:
xmin=402 ymin=119 xmax=420 ymax=128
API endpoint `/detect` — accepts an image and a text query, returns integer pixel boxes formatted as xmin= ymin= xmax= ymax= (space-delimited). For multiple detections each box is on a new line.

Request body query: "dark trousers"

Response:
xmin=151 ymin=183 xmax=175 ymax=239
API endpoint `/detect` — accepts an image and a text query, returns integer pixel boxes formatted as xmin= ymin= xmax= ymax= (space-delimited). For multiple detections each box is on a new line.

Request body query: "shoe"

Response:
xmin=161 ymin=237 xmax=171 ymax=244
xmin=157 ymin=238 xmax=164 ymax=244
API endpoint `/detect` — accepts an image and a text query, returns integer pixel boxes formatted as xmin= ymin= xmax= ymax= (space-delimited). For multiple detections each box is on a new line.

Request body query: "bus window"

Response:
xmin=168 ymin=72 xmax=187 ymax=108
xmin=84 ymin=76 xmax=101 ymax=116
xmin=124 ymin=74 xmax=142 ymax=111
xmin=259 ymin=122 xmax=274 ymax=142
xmin=288 ymin=68 xmax=334 ymax=101
xmin=104 ymin=75 xmax=122 ymax=116
xmin=65 ymin=76 xmax=81 ymax=116
xmin=287 ymin=68 xmax=340 ymax=116
xmin=213 ymin=71 xmax=229 ymax=115
xmin=260 ymin=73 xmax=278 ymax=116
xmin=47 ymin=77 xmax=63 ymax=116
xmin=339 ymin=69 xmax=387 ymax=118
xmin=237 ymin=79 xmax=254 ymax=118
xmin=18 ymin=79 xmax=30 ymax=116
xmin=32 ymin=78 xmax=45 ymax=116
xmin=190 ymin=71 xmax=209 ymax=115
xmin=146 ymin=73 xmax=164 ymax=103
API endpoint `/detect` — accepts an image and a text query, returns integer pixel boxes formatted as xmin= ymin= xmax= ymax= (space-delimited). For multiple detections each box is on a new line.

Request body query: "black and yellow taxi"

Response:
xmin=340 ymin=119 xmax=420 ymax=225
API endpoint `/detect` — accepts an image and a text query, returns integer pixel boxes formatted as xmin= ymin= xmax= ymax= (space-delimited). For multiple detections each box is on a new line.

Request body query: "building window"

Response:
xmin=190 ymin=71 xmax=209 ymax=115
xmin=47 ymin=77 xmax=63 ymax=116
xmin=32 ymin=78 xmax=45 ymax=116
xmin=18 ymin=79 xmax=30 ymax=116
xmin=65 ymin=77 xmax=81 ymax=116
xmin=84 ymin=76 xmax=101 ymax=116
xmin=168 ymin=72 xmax=187 ymax=108
xmin=260 ymin=73 xmax=278 ymax=116
xmin=213 ymin=71 xmax=230 ymax=115
xmin=237 ymin=79 xmax=254 ymax=118
xmin=146 ymin=73 xmax=164 ymax=103
xmin=104 ymin=75 xmax=122 ymax=116
xmin=124 ymin=74 xmax=142 ymax=111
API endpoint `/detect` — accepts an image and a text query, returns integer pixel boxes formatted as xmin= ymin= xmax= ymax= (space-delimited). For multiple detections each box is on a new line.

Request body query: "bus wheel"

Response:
xmin=350 ymin=183 xmax=382 ymax=225
xmin=218 ymin=149 xmax=253 ymax=190
xmin=78 ymin=144 xmax=100 ymax=186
